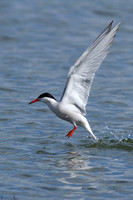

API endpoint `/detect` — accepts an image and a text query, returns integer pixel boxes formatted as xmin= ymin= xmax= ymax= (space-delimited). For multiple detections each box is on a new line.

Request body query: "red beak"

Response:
xmin=29 ymin=99 xmax=39 ymax=104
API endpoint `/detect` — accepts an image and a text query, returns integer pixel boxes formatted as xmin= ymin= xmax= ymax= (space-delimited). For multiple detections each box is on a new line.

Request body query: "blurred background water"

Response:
xmin=0 ymin=0 xmax=133 ymax=199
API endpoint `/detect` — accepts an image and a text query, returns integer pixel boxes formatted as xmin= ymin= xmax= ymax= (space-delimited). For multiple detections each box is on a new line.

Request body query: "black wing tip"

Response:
xmin=110 ymin=20 xmax=114 ymax=25
xmin=109 ymin=20 xmax=122 ymax=29
xmin=107 ymin=20 xmax=114 ymax=33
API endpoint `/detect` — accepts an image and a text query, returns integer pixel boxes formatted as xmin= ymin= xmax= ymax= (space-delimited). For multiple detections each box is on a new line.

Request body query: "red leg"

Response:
xmin=66 ymin=126 xmax=77 ymax=138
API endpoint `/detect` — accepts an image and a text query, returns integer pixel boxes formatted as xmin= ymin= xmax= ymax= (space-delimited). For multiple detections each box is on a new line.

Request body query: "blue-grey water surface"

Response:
xmin=0 ymin=0 xmax=133 ymax=199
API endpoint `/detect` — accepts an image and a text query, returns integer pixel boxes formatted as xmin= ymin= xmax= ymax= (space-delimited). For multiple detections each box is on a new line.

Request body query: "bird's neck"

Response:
xmin=43 ymin=98 xmax=59 ymax=114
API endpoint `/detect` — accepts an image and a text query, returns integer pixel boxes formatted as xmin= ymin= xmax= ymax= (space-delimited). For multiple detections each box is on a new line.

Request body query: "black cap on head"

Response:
xmin=38 ymin=93 xmax=56 ymax=100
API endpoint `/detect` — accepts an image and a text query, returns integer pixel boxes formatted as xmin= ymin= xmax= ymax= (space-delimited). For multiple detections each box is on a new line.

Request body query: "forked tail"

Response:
xmin=85 ymin=123 xmax=98 ymax=141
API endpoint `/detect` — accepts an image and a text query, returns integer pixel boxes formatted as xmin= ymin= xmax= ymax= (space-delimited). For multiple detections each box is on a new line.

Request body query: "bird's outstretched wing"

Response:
xmin=60 ymin=21 xmax=121 ymax=115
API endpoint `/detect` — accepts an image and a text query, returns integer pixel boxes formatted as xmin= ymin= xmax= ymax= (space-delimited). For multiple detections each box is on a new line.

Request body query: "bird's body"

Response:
xmin=29 ymin=21 xmax=121 ymax=141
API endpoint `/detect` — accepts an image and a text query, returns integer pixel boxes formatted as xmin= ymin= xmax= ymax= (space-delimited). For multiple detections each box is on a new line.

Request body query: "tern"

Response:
xmin=29 ymin=21 xmax=120 ymax=141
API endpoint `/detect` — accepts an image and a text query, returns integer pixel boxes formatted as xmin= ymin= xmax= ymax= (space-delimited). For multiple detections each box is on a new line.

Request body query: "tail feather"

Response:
xmin=85 ymin=122 xmax=98 ymax=141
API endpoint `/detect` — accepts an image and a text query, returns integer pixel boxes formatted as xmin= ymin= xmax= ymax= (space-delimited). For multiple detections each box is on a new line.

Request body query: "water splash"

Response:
xmin=104 ymin=124 xmax=131 ymax=142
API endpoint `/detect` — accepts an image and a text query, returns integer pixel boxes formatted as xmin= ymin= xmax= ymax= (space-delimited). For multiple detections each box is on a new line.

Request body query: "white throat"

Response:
xmin=40 ymin=97 xmax=59 ymax=114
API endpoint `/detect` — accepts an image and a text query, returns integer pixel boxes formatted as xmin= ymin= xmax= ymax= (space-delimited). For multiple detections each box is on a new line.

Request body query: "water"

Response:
xmin=0 ymin=0 xmax=133 ymax=199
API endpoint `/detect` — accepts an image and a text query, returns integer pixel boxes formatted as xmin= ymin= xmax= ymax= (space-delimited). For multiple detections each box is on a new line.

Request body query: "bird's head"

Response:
xmin=29 ymin=92 xmax=56 ymax=104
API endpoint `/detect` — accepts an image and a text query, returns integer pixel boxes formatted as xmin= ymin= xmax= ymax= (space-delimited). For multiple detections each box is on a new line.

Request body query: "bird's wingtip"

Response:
xmin=109 ymin=20 xmax=122 ymax=28
xmin=110 ymin=20 xmax=114 ymax=25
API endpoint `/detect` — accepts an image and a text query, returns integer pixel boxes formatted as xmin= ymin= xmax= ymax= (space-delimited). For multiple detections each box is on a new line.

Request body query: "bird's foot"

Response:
xmin=65 ymin=126 xmax=77 ymax=138
xmin=66 ymin=130 xmax=74 ymax=138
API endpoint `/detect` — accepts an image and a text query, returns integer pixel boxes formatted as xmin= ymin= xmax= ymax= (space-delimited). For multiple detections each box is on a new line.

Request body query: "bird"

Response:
xmin=29 ymin=21 xmax=121 ymax=141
